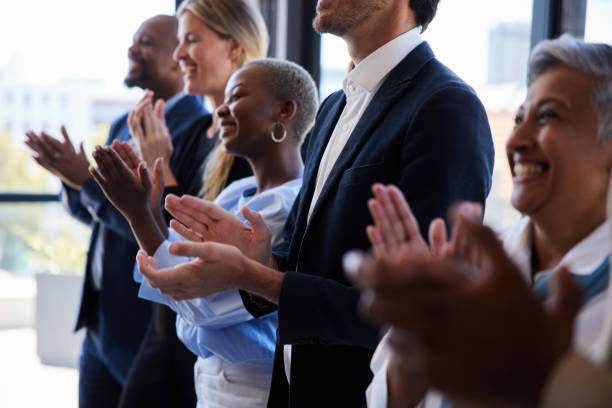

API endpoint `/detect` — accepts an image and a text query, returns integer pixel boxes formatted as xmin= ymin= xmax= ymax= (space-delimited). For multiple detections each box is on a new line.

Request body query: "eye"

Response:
xmin=537 ymin=110 xmax=558 ymax=123
xmin=513 ymin=113 xmax=523 ymax=125
xmin=230 ymin=93 xmax=242 ymax=102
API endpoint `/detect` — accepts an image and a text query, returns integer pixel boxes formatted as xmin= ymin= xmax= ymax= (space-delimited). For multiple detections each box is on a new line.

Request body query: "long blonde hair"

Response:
xmin=178 ymin=0 xmax=269 ymax=200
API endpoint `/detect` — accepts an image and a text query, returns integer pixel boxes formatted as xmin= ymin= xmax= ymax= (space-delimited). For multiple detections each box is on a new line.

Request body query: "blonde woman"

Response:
xmin=115 ymin=1 xmax=269 ymax=407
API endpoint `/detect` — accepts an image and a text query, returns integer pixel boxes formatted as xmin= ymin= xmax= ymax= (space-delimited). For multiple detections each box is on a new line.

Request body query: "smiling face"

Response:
xmin=173 ymin=11 xmax=240 ymax=99
xmin=506 ymin=66 xmax=610 ymax=221
xmin=125 ymin=16 xmax=180 ymax=90
xmin=215 ymin=66 xmax=279 ymax=159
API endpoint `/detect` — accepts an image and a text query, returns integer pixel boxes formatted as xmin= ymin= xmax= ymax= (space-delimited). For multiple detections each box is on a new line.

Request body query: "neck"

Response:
xmin=344 ymin=4 xmax=416 ymax=65
xmin=249 ymin=144 xmax=303 ymax=193
xmin=531 ymin=201 xmax=607 ymax=273
xmin=151 ymin=81 xmax=183 ymax=102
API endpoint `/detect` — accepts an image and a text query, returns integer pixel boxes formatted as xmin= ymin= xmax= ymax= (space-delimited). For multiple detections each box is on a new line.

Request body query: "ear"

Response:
xmin=276 ymin=100 xmax=297 ymax=122
xmin=228 ymin=38 xmax=243 ymax=64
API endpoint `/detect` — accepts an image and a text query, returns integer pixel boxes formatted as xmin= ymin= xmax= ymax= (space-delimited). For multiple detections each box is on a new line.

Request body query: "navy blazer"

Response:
xmin=243 ymin=42 xmax=495 ymax=407
xmin=65 ymin=94 xmax=208 ymax=384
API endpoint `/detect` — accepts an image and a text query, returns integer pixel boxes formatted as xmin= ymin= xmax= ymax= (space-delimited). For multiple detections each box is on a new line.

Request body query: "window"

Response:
xmin=0 ymin=1 xmax=175 ymax=406
xmin=585 ymin=0 xmax=612 ymax=42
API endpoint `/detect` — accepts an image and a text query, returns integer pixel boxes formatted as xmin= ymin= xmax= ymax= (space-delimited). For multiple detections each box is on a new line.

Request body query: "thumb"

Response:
xmin=547 ymin=266 xmax=582 ymax=341
xmin=428 ymin=218 xmax=447 ymax=257
xmin=138 ymin=162 xmax=152 ymax=191
xmin=241 ymin=205 xmax=268 ymax=233
xmin=79 ymin=141 xmax=86 ymax=157
xmin=168 ymin=240 xmax=212 ymax=259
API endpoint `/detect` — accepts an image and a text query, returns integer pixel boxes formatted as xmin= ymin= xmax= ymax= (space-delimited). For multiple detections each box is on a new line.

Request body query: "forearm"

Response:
xmin=151 ymin=203 xmax=169 ymax=239
xmin=237 ymin=257 xmax=284 ymax=304
xmin=128 ymin=208 xmax=166 ymax=255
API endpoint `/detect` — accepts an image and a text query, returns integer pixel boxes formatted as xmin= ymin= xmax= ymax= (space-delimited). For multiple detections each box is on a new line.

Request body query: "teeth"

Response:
xmin=514 ymin=163 xmax=544 ymax=177
xmin=181 ymin=66 xmax=196 ymax=73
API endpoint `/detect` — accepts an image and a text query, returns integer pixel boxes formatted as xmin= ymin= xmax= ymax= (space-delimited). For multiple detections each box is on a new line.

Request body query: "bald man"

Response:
xmin=25 ymin=15 xmax=207 ymax=408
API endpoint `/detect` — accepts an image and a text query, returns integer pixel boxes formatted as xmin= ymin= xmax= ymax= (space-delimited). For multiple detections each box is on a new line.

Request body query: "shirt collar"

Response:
xmin=164 ymin=91 xmax=186 ymax=113
xmin=501 ymin=217 xmax=610 ymax=279
xmin=343 ymin=25 xmax=423 ymax=94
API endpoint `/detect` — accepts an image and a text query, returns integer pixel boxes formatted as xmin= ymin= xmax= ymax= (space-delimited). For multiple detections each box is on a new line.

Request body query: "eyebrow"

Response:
xmin=536 ymin=97 xmax=567 ymax=109
xmin=229 ymin=83 xmax=246 ymax=93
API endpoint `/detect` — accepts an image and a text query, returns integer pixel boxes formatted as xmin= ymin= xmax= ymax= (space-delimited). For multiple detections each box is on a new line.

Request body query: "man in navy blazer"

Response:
xmin=138 ymin=1 xmax=494 ymax=407
xmin=25 ymin=15 xmax=207 ymax=408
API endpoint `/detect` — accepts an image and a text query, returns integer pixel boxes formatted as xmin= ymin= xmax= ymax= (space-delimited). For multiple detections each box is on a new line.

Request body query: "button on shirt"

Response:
xmin=286 ymin=26 xmax=424 ymax=382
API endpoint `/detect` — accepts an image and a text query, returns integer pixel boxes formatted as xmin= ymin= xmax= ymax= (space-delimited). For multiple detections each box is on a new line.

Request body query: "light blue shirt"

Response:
xmin=135 ymin=176 xmax=302 ymax=363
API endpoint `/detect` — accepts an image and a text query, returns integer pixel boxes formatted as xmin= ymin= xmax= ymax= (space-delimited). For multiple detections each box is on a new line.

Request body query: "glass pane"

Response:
xmin=0 ymin=2 xmax=175 ymax=406
xmin=0 ymin=0 xmax=175 ymax=193
xmin=585 ymin=0 xmax=612 ymax=42
xmin=318 ymin=0 xmax=533 ymax=228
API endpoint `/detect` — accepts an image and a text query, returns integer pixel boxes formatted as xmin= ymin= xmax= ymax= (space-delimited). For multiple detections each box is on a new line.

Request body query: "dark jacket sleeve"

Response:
xmin=61 ymin=115 xmax=138 ymax=242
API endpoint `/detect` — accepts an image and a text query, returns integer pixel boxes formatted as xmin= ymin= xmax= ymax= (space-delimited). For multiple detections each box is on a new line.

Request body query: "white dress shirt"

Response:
xmin=367 ymin=217 xmax=611 ymax=407
xmin=284 ymin=26 xmax=424 ymax=382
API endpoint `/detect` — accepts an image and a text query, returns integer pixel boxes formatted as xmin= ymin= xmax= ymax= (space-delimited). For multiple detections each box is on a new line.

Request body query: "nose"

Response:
xmin=215 ymin=102 xmax=229 ymax=118
xmin=128 ymin=42 xmax=138 ymax=58
xmin=173 ymin=41 xmax=185 ymax=63
xmin=506 ymin=117 xmax=536 ymax=155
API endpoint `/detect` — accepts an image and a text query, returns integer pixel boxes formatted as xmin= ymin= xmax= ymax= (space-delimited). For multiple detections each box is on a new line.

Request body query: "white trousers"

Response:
xmin=195 ymin=355 xmax=272 ymax=408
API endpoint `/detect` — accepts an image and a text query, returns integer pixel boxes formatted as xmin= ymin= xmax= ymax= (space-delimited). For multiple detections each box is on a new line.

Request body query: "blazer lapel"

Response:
xmin=307 ymin=42 xmax=436 ymax=224
xmin=297 ymin=92 xmax=346 ymax=219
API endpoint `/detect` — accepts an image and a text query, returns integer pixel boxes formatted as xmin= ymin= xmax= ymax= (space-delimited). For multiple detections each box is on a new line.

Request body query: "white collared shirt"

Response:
xmin=306 ymin=26 xmax=423 ymax=221
xmin=284 ymin=26 xmax=423 ymax=384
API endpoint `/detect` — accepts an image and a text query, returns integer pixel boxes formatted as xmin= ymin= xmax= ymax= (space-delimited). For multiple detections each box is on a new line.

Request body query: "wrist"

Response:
xmin=238 ymin=256 xmax=282 ymax=304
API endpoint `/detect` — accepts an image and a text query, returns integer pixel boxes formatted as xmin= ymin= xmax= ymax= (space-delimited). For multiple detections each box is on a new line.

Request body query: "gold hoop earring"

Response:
xmin=271 ymin=121 xmax=287 ymax=143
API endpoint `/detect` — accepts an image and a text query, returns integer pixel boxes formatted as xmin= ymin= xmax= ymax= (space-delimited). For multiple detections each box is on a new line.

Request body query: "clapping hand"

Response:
xmin=89 ymin=144 xmax=154 ymax=220
xmin=24 ymin=126 xmax=90 ymax=190
xmin=128 ymin=91 xmax=177 ymax=186
xmin=165 ymin=194 xmax=273 ymax=266
xmin=136 ymin=242 xmax=248 ymax=300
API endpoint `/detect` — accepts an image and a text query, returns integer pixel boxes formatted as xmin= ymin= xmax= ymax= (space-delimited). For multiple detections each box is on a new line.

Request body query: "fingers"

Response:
xmin=241 ymin=206 xmax=269 ymax=235
xmin=138 ymin=162 xmax=152 ymax=191
xmin=165 ymin=195 xmax=217 ymax=226
xmin=89 ymin=165 xmax=109 ymax=192
xmin=371 ymin=184 xmax=406 ymax=247
xmin=142 ymin=102 xmax=156 ymax=135
xmin=78 ymin=141 xmax=86 ymax=157
xmin=168 ymin=240 xmax=214 ymax=259
xmin=170 ymin=219 xmax=205 ymax=242
xmin=366 ymin=225 xmax=386 ymax=259
xmin=60 ymin=125 xmax=75 ymax=149
xmin=136 ymin=249 xmax=161 ymax=281
xmin=428 ymin=218 xmax=447 ymax=258
xmin=154 ymin=99 xmax=166 ymax=123
xmin=386 ymin=184 xmax=422 ymax=239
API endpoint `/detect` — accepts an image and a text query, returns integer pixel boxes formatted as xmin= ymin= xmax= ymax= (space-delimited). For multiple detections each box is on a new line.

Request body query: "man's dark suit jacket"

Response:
xmin=64 ymin=94 xmax=208 ymax=384
xmin=242 ymin=42 xmax=495 ymax=407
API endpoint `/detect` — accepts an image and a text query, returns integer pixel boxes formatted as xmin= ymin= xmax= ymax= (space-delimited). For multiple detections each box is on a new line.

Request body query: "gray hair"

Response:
xmin=245 ymin=58 xmax=319 ymax=141
xmin=528 ymin=34 xmax=612 ymax=141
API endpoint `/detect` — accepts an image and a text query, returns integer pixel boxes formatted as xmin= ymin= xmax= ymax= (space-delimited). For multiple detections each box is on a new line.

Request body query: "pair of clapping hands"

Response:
xmin=89 ymin=139 xmax=273 ymax=301
xmin=345 ymin=184 xmax=583 ymax=406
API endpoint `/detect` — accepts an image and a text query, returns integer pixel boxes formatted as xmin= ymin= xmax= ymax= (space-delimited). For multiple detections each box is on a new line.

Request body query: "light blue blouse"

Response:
xmin=134 ymin=176 xmax=302 ymax=364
